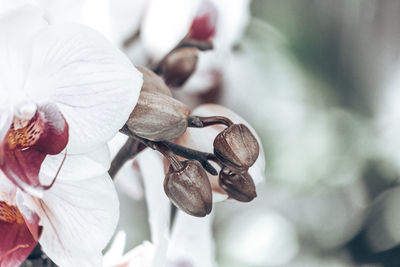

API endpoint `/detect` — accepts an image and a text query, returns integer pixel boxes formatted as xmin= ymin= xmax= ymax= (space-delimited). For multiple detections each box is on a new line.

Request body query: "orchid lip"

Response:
xmin=0 ymin=200 xmax=42 ymax=266
xmin=0 ymin=103 xmax=69 ymax=193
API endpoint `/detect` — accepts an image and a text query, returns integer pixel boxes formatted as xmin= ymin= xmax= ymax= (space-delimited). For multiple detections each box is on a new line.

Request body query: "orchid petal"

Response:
xmin=188 ymin=0 xmax=218 ymax=41
xmin=24 ymin=23 xmax=142 ymax=154
xmin=40 ymin=145 xmax=110 ymax=183
xmin=30 ymin=173 xmax=119 ymax=267
xmin=167 ymin=210 xmax=215 ymax=267
xmin=141 ymin=0 xmax=201 ymax=61
xmin=105 ymin=240 xmax=156 ymax=267
xmin=124 ymin=241 xmax=155 ymax=267
xmin=0 ymin=5 xmax=47 ymax=102
xmin=211 ymin=0 xmax=250 ymax=49
xmin=114 ymin=159 xmax=144 ymax=200
xmin=0 ymin=199 xmax=41 ymax=267
xmin=103 ymin=231 xmax=127 ymax=266
xmin=137 ymin=149 xmax=171 ymax=267
xmin=0 ymin=109 xmax=12 ymax=146
xmin=0 ymin=104 xmax=68 ymax=195
xmin=109 ymin=0 xmax=147 ymax=46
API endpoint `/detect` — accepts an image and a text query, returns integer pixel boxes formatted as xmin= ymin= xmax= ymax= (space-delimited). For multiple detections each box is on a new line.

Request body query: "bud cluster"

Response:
xmin=117 ymin=41 xmax=261 ymax=217
xmin=214 ymin=123 xmax=259 ymax=202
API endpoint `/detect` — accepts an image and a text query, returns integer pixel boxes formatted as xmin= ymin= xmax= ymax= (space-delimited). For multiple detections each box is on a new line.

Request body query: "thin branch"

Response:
xmin=108 ymin=138 xmax=145 ymax=178
xmin=163 ymin=141 xmax=218 ymax=175
xmin=120 ymin=125 xmax=218 ymax=175
xmin=153 ymin=37 xmax=213 ymax=74
xmin=188 ymin=115 xmax=234 ymax=128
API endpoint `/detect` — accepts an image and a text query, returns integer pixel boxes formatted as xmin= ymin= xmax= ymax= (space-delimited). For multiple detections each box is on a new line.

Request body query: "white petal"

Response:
xmin=81 ymin=0 xmax=111 ymax=40
xmin=211 ymin=0 xmax=250 ymax=49
xmin=0 ymin=107 xmax=13 ymax=142
xmin=109 ymin=0 xmax=147 ymax=46
xmin=114 ymin=159 xmax=144 ymax=200
xmin=137 ymin=149 xmax=171 ymax=267
xmin=0 ymin=172 xmax=17 ymax=204
xmin=108 ymin=132 xmax=129 ymax=160
xmin=24 ymin=23 xmax=142 ymax=154
xmin=109 ymin=241 xmax=156 ymax=267
xmin=103 ymin=231 xmax=127 ymax=266
xmin=141 ymin=0 xmax=201 ymax=61
xmin=40 ymin=145 xmax=110 ymax=183
xmin=0 ymin=5 xmax=47 ymax=105
xmin=33 ymin=173 xmax=119 ymax=267
xmin=167 ymin=210 xmax=215 ymax=267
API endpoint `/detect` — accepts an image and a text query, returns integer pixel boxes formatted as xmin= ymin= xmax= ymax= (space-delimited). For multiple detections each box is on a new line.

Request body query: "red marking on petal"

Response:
xmin=0 ymin=201 xmax=42 ymax=267
xmin=0 ymin=104 xmax=69 ymax=192
xmin=188 ymin=1 xmax=218 ymax=41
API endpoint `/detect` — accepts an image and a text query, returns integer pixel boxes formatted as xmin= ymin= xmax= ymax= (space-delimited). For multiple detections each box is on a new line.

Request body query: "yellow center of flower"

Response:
xmin=0 ymin=201 xmax=25 ymax=224
xmin=6 ymin=116 xmax=43 ymax=150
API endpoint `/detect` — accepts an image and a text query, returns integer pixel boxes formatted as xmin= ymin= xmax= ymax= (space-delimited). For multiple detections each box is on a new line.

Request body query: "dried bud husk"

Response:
xmin=213 ymin=124 xmax=259 ymax=170
xmin=137 ymin=66 xmax=172 ymax=96
xmin=164 ymin=160 xmax=212 ymax=217
xmin=219 ymin=167 xmax=257 ymax=202
xmin=127 ymin=91 xmax=190 ymax=141
xmin=161 ymin=47 xmax=198 ymax=87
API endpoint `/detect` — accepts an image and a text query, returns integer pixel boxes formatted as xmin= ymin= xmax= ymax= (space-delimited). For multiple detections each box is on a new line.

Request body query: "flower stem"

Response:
xmin=108 ymin=137 xmax=145 ymax=178
xmin=119 ymin=125 xmax=218 ymax=175
xmin=187 ymin=116 xmax=234 ymax=128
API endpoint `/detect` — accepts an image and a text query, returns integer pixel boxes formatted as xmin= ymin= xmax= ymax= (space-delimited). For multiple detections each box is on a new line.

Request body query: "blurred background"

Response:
xmin=113 ymin=0 xmax=400 ymax=266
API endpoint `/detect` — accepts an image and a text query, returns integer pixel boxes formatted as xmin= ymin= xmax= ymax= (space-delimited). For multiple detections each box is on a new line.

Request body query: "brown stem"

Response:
xmin=120 ymin=125 xmax=218 ymax=175
xmin=122 ymin=28 xmax=141 ymax=48
xmin=163 ymin=141 xmax=218 ymax=175
xmin=177 ymin=38 xmax=213 ymax=51
xmin=153 ymin=37 xmax=213 ymax=74
xmin=188 ymin=116 xmax=234 ymax=128
xmin=120 ymin=126 xmax=184 ymax=171
xmin=108 ymin=138 xmax=145 ymax=178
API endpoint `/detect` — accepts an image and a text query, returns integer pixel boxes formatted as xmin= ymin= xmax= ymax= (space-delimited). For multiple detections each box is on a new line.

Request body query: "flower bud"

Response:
xmin=213 ymin=124 xmax=259 ymax=170
xmin=136 ymin=66 xmax=172 ymax=96
xmin=164 ymin=160 xmax=212 ymax=217
xmin=219 ymin=167 xmax=257 ymax=202
xmin=161 ymin=47 xmax=198 ymax=87
xmin=127 ymin=91 xmax=190 ymax=141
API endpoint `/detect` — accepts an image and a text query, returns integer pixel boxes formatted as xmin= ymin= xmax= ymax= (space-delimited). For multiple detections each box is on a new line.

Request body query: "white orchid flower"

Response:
xmin=0 ymin=6 xmax=142 ymax=194
xmin=0 ymin=5 xmax=142 ymax=266
xmin=0 ymin=166 xmax=119 ymax=267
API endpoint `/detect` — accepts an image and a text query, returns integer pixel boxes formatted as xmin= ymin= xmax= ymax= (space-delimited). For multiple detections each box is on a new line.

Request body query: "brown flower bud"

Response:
xmin=127 ymin=91 xmax=190 ymax=141
xmin=164 ymin=160 xmax=212 ymax=217
xmin=161 ymin=47 xmax=198 ymax=87
xmin=136 ymin=66 xmax=172 ymax=96
xmin=219 ymin=167 xmax=257 ymax=202
xmin=213 ymin=124 xmax=259 ymax=170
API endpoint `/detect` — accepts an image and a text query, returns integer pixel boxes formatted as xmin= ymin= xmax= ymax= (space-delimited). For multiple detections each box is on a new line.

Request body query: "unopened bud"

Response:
xmin=127 ymin=91 xmax=190 ymax=141
xmin=213 ymin=124 xmax=259 ymax=170
xmin=162 ymin=47 xmax=198 ymax=87
xmin=219 ymin=167 xmax=257 ymax=202
xmin=164 ymin=160 xmax=212 ymax=217
xmin=137 ymin=66 xmax=172 ymax=96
